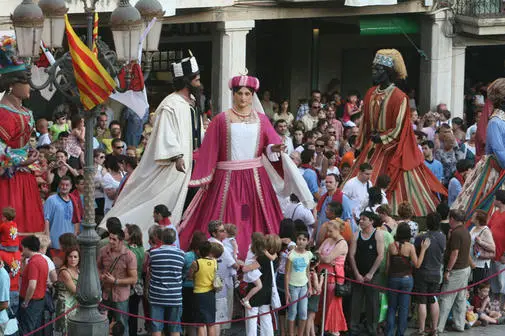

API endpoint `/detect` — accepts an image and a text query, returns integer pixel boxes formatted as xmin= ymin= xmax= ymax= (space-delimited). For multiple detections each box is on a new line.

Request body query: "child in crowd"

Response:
xmin=285 ymin=231 xmax=313 ymax=336
xmin=223 ymin=223 xmax=238 ymax=262
xmin=241 ymin=232 xmax=266 ymax=309
xmin=0 ymin=207 xmax=19 ymax=252
xmin=189 ymin=241 xmax=220 ymax=336
xmin=472 ymin=283 xmax=505 ymax=325
xmin=466 ymin=290 xmax=479 ymax=328
xmin=36 ymin=118 xmax=51 ymax=147
xmin=50 ymin=110 xmax=70 ymax=141
xmin=306 ymin=253 xmax=323 ymax=336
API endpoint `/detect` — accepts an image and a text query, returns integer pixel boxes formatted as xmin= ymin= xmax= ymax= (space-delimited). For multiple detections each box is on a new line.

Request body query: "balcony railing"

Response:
xmin=455 ymin=0 xmax=505 ymax=17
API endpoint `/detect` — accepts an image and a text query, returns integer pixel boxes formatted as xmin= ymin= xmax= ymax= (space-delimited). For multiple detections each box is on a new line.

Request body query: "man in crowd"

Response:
xmin=103 ymin=121 xmax=124 ymax=154
xmin=301 ymin=99 xmax=321 ymax=131
xmin=348 ymin=211 xmax=385 ymax=336
xmin=274 ymin=119 xmax=294 ymax=155
xmin=94 ymin=112 xmax=110 ymax=143
xmin=343 ymin=163 xmax=373 ymax=217
xmin=115 ymin=156 xmax=137 ymax=201
xmin=17 ymin=236 xmax=48 ymax=335
xmin=437 ymin=209 xmax=471 ymax=333
xmin=448 ymin=160 xmax=473 ymax=207
xmin=98 ymin=226 xmax=137 ymax=336
xmin=297 ymin=90 xmax=322 ymax=120
xmin=414 ymin=212 xmax=446 ymax=335
xmin=299 ymin=149 xmax=319 ymax=201
xmin=422 ymin=140 xmax=444 ymax=183
xmin=153 ymin=204 xmax=179 ymax=248
xmin=316 ymin=174 xmax=354 ymax=238
xmin=148 ymin=228 xmax=185 ymax=336
xmin=283 ymin=193 xmax=315 ymax=233
xmin=44 ymin=176 xmax=75 ymax=251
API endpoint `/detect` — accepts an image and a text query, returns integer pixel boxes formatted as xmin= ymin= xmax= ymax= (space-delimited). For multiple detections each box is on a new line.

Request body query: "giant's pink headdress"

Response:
xmin=228 ymin=75 xmax=260 ymax=92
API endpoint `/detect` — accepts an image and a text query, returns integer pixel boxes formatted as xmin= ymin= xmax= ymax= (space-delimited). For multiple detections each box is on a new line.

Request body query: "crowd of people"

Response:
xmin=1 ymin=38 xmax=505 ymax=336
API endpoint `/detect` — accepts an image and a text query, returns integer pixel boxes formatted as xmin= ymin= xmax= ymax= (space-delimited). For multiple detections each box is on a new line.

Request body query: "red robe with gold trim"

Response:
xmin=347 ymin=85 xmax=446 ymax=216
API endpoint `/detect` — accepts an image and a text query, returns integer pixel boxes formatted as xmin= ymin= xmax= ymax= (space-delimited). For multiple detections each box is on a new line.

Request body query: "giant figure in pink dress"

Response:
xmin=179 ymin=75 xmax=292 ymax=257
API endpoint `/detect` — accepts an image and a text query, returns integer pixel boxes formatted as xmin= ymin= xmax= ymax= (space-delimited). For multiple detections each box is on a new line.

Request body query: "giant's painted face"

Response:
xmin=372 ymin=64 xmax=391 ymax=85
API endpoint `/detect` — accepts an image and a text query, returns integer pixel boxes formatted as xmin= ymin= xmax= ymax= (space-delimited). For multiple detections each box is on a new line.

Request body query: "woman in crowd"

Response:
xmin=325 ymin=103 xmax=343 ymax=141
xmin=94 ymin=149 xmax=106 ymax=220
xmin=102 ymin=155 xmax=124 ymax=214
xmin=377 ymin=204 xmax=397 ymax=235
xmin=292 ymin=129 xmax=305 ymax=150
xmin=361 ymin=186 xmax=383 ymax=214
xmin=47 ymin=150 xmax=79 ymax=193
xmin=318 ymin=220 xmax=348 ymax=336
xmin=54 ymin=248 xmax=80 ymax=336
xmin=66 ymin=115 xmax=85 ymax=169
xmin=470 ymin=210 xmax=495 ymax=285
xmin=125 ymin=224 xmax=145 ymax=336
xmin=182 ymin=231 xmax=207 ymax=336
xmin=397 ymin=201 xmax=419 ymax=244
xmin=273 ymin=99 xmax=294 ymax=126
xmin=386 ymin=223 xmax=430 ymax=336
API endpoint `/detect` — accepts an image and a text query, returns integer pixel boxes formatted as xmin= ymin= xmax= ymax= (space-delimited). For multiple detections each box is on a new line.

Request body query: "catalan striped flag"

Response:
xmin=92 ymin=12 xmax=98 ymax=56
xmin=65 ymin=14 xmax=116 ymax=110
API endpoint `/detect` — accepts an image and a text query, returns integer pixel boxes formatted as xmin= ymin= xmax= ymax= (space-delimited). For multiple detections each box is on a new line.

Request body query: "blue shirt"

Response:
xmin=300 ymin=168 xmax=319 ymax=195
xmin=0 ymin=267 xmax=9 ymax=324
xmin=316 ymin=192 xmax=356 ymax=237
xmin=486 ymin=115 xmax=505 ymax=168
xmin=44 ymin=194 xmax=74 ymax=250
xmin=182 ymin=251 xmax=197 ymax=288
xmin=149 ymin=245 xmax=185 ymax=306
xmin=424 ymin=159 xmax=444 ymax=182
xmin=448 ymin=177 xmax=462 ymax=207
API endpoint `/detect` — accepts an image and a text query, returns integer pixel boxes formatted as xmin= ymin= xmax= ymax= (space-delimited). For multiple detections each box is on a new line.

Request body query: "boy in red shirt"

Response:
xmin=0 ymin=207 xmax=19 ymax=252
xmin=17 ymin=235 xmax=49 ymax=335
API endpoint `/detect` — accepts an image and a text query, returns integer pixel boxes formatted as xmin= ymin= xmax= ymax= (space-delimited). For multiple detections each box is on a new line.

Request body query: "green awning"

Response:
xmin=360 ymin=17 xmax=419 ymax=35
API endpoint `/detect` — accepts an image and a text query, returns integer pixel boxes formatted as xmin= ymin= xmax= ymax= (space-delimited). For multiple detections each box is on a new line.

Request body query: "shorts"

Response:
xmin=307 ymin=294 xmax=320 ymax=313
xmin=287 ymin=285 xmax=308 ymax=321
xmin=193 ymin=291 xmax=216 ymax=324
xmin=413 ymin=277 xmax=440 ymax=305
xmin=150 ymin=304 xmax=183 ymax=333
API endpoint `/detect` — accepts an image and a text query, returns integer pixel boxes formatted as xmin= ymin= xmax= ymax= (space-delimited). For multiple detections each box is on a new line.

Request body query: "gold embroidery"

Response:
xmin=253 ymin=167 xmax=270 ymax=231
xmin=219 ymin=170 xmax=232 ymax=220
xmin=189 ymin=168 xmax=215 ymax=187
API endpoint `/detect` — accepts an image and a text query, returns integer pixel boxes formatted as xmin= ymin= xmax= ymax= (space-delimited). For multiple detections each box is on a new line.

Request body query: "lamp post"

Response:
xmin=11 ymin=0 xmax=164 ymax=334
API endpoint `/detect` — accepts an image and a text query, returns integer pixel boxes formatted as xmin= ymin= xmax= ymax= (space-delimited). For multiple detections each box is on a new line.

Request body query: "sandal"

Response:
xmin=241 ymin=299 xmax=252 ymax=310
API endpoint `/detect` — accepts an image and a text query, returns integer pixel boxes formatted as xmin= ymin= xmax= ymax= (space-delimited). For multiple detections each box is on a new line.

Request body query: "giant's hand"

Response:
xmin=370 ymin=132 xmax=382 ymax=144
xmin=21 ymin=150 xmax=39 ymax=166
xmin=175 ymin=158 xmax=186 ymax=173
xmin=271 ymin=144 xmax=286 ymax=153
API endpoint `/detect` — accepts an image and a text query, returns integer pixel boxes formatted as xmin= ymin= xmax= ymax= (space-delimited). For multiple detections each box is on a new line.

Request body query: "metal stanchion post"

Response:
xmin=321 ymin=269 xmax=328 ymax=336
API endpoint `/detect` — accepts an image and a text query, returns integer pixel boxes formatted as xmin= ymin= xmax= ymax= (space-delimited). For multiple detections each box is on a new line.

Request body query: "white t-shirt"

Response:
xmin=343 ymin=176 xmax=372 ymax=210
xmin=284 ymin=202 xmax=315 ymax=227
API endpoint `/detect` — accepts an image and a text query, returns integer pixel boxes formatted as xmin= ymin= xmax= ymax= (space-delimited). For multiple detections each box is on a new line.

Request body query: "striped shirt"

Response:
xmin=148 ymin=245 xmax=185 ymax=306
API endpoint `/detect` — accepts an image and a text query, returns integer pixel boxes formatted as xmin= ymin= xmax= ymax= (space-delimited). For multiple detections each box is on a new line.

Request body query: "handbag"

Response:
xmin=270 ymin=261 xmax=282 ymax=309
xmin=473 ymin=227 xmax=496 ymax=260
xmin=334 ymin=279 xmax=351 ymax=297
xmin=213 ymin=261 xmax=224 ymax=292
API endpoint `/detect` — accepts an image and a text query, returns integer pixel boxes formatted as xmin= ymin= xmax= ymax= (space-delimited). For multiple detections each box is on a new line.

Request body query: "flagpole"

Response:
xmin=67 ymin=5 xmax=109 ymax=336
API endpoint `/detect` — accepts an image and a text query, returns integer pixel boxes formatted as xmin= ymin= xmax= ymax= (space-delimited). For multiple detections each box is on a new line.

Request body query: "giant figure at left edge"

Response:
xmin=0 ymin=36 xmax=44 ymax=234
xmin=100 ymin=53 xmax=201 ymax=244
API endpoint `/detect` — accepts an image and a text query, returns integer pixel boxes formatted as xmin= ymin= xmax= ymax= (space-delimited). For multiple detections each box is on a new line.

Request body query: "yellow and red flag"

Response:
xmin=65 ymin=14 xmax=116 ymax=110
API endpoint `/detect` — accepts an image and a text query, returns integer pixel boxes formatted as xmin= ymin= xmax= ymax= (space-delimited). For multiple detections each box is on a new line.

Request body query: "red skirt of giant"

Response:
xmin=0 ymin=172 xmax=44 ymax=233
xmin=347 ymin=85 xmax=447 ymax=216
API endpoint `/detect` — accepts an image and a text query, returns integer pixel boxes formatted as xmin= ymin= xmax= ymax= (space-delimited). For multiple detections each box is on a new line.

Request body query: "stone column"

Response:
xmin=419 ymin=10 xmax=454 ymax=113
xmin=211 ymin=20 xmax=255 ymax=115
xmin=451 ymin=45 xmax=466 ymax=119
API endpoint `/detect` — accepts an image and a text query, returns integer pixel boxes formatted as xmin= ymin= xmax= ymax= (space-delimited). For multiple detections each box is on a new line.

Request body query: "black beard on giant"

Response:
xmin=188 ymin=83 xmax=202 ymax=101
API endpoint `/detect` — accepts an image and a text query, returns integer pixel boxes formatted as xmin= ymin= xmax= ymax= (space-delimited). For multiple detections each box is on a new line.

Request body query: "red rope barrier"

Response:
xmin=329 ymin=264 xmax=505 ymax=296
xmin=100 ymin=293 xmax=310 ymax=327
xmin=24 ymin=304 xmax=79 ymax=336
